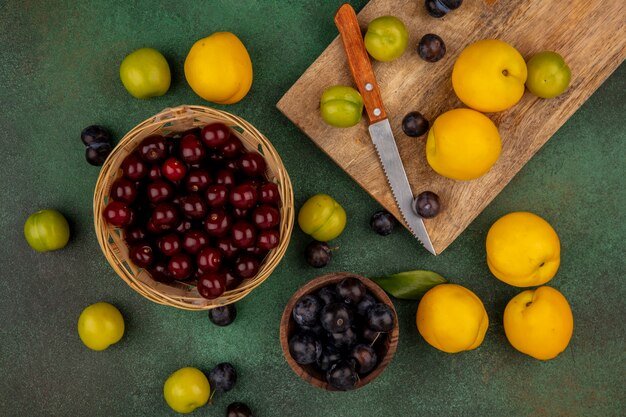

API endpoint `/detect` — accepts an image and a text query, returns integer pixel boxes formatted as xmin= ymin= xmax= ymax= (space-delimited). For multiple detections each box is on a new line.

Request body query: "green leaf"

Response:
xmin=370 ymin=270 xmax=447 ymax=300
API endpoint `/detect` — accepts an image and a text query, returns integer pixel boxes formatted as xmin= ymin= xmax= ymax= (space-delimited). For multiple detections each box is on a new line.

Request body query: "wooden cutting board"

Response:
xmin=277 ymin=0 xmax=625 ymax=254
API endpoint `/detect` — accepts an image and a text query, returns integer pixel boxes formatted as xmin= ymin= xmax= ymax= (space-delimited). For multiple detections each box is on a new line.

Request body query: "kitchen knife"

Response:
xmin=334 ymin=4 xmax=436 ymax=255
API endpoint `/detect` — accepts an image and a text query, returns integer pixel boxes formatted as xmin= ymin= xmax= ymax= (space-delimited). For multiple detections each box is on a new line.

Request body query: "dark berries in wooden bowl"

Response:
xmin=293 ymin=295 xmax=324 ymax=327
xmin=366 ymin=303 xmax=395 ymax=332
xmin=280 ymin=273 xmax=399 ymax=391
xmin=336 ymin=277 xmax=366 ymax=304
xmin=289 ymin=332 xmax=323 ymax=365
xmin=326 ymin=360 xmax=359 ymax=390
xmin=101 ymin=122 xmax=283 ymax=299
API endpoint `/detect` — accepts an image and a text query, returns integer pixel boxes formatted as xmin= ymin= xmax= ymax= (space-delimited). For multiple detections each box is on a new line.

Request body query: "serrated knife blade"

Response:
xmin=334 ymin=3 xmax=436 ymax=255
xmin=369 ymin=120 xmax=436 ymax=254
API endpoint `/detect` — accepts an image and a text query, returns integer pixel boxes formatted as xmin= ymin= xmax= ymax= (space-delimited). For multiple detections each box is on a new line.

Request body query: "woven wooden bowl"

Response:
xmin=93 ymin=105 xmax=294 ymax=310
xmin=280 ymin=272 xmax=399 ymax=391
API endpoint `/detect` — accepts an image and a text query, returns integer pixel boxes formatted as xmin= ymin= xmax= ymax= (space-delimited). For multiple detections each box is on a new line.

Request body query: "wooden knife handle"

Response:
xmin=334 ymin=3 xmax=387 ymax=124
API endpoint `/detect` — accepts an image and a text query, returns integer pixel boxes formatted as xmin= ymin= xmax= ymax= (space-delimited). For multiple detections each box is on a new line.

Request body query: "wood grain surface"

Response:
xmin=277 ymin=0 xmax=626 ymax=254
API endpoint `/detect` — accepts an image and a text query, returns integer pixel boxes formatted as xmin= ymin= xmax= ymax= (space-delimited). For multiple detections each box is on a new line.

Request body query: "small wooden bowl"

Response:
xmin=280 ymin=272 xmax=399 ymax=391
xmin=93 ymin=105 xmax=294 ymax=310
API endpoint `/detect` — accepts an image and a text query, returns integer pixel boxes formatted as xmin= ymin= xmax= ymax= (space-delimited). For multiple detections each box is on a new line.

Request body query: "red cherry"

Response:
xmin=121 ymin=152 xmax=147 ymax=181
xmin=197 ymin=247 xmax=222 ymax=273
xmin=204 ymin=209 xmax=232 ymax=237
xmin=179 ymin=194 xmax=207 ymax=220
xmin=221 ymin=136 xmax=245 ymax=159
xmin=147 ymin=180 xmax=175 ymax=204
xmin=185 ymin=169 xmax=211 ymax=193
xmin=175 ymin=219 xmax=193 ymax=234
xmin=147 ymin=259 xmax=173 ymax=283
xmin=152 ymin=202 xmax=179 ymax=230
xmin=224 ymin=269 xmax=242 ymax=290
xmin=259 ymin=182 xmax=280 ymax=205
xmin=138 ymin=135 xmax=167 ymax=162
xmin=148 ymin=165 xmax=162 ymax=181
xmin=201 ymin=123 xmax=231 ymax=148
xmin=157 ymin=233 xmax=182 ymax=256
xmin=162 ymin=157 xmax=187 ymax=182
xmin=103 ymin=201 xmax=133 ymax=227
xmin=129 ymin=242 xmax=155 ymax=268
xmin=182 ymin=230 xmax=209 ymax=255
xmin=168 ymin=254 xmax=193 ymax=280
xmin=215 ymin=169 xmax=236 ymax=188
xmin=245 ymin=246 xmax=269 ymax=259
xmin=216 ymin=237 xmax=239 ymax=260
xmin=207 ymin=152 xmax=225 ymax=164
xmin=146 ymin=218 xmax=161 ymax=234
xmin=229 ymin=184 xmax=258 ymax=210
xmin=166 ymin=138 xmax=178 ymax=156
xmin=197 ymin=272 xmax=227 ymax=299
xmin=224 ymin=159 xmax=239 ymax=171
xmin=179 ymin=134 xmax=206 ymax=164
xmin=233 ymin=255 xmax=259 ymax=279
xmin=125 ymin=225 xmax=147 ymax=244
xmin=205 ymin=184 xmax=229 ymax=207
xmin=231 ymin=221 xmax=257 ymax=248
xmin=240 ymin=178 xmax=261 ymax=190
xmin=257 ymin=228 xmax=280 ymax=250
xmin=110 ymin=178 xmax=137 ymax=204
xmin=180 ymin=127 xmax=201 ymax=138
xmin=238 ymin=152 xmax=266 ymax=177
xmin=232 ymin=207 xmax=250 ymax=220
xmin=252 ymin=205 xmax=280 ymax=229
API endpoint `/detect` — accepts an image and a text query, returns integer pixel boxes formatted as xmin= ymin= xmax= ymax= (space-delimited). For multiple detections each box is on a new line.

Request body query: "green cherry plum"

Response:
xmin=24 ymin=209 xmax=70 ymax=252
xmin=525 ymin=51 xmax=571 ymax=99
xmin=320 ymin=86 xmax=364 ymax=128
xmin=364 ymin=16 xmax=409 ymax=62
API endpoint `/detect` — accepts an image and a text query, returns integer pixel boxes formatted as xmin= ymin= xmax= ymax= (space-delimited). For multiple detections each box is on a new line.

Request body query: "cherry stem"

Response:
xmin=369 ymin=332 xmax=382 ymax=347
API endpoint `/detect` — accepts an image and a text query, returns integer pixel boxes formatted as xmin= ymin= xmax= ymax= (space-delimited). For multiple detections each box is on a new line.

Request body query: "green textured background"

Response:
xmin=0 ymin=1 xmax=624 ymax=416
